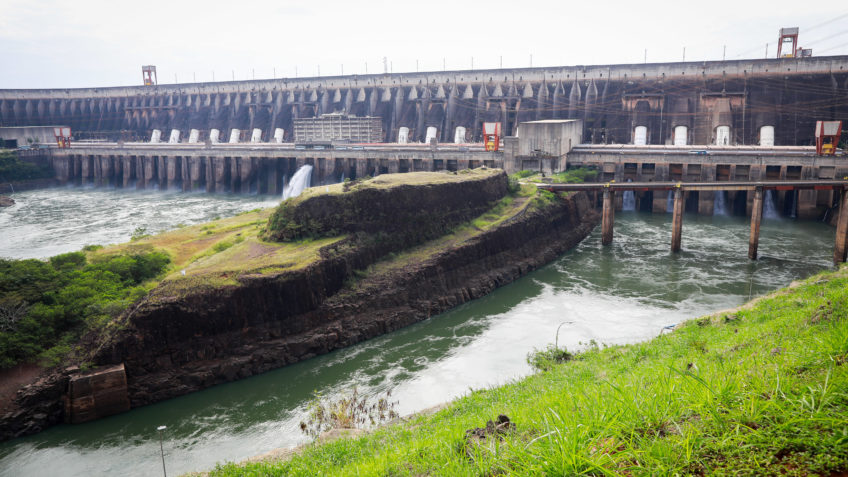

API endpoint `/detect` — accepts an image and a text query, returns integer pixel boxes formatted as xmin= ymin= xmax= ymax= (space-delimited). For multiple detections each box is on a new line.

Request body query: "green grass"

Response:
xmin=208 ymin=266 xmax=848 ymax=476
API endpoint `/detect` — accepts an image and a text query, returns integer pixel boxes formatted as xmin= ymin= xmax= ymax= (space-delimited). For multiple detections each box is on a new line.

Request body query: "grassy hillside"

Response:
xmin=208 ymin=266 xmax=848 ymax=476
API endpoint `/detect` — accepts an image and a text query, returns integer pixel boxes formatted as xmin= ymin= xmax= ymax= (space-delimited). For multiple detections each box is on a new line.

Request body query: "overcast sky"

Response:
xmin=1 ymin=0 xmax=846 ymax=89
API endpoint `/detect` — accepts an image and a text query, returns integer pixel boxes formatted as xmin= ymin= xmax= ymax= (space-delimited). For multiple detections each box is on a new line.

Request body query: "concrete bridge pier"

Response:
xmin=749 ymin=187 xmax=764 ymax=260
xmin=122 ymin=157 xmax=133 ymax=188
xmin=671 ymin=188 xmax=684 ymax=252
xmin=652 ymin=190 xmax=669 ymax=213
xmin=205 ymin=157 xmax=215 ymax=193
xmin=698 ymin=191 xmax=715 ymax=216
xmin=99 ymin=156 xmax=113 ymax=187
xmin=834 ymin=190 xmax=848 ymax=264
xmin=356 ymin=159 xmax=367 ymax=179
xmin=601 ymin=188 xmax=615 ymax=245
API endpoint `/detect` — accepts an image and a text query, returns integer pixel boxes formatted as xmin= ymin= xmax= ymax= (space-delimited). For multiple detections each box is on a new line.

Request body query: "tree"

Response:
xmin=0 ymin=302 xmax=28 ymax=333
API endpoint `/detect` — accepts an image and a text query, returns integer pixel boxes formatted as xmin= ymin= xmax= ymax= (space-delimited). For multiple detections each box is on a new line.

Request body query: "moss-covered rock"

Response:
xmin=265 ymin=169 xmax=508 ymax=245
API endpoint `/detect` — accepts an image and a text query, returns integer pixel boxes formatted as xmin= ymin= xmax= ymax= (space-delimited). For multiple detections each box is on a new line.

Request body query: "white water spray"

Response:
xmin=666 ymin=190 xmax=674 ymax=213
xmin=764 ymin=190 xmax=780 ymax=219
xmin=283 ymin=165 xmax=313 ymax=200
xmin=713 ymin=191 xmax=728 ymax=216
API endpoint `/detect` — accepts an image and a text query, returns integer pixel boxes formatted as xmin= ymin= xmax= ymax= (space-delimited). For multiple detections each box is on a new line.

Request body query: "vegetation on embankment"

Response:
xmin=0 ymin=150 xmax=53 ymax=182
xmin=209 ymin=266 xmax=848 ymax=476
xmin=512 ymin=166 xmax=599 ymax=184
xmin=0 ymin=250 xmax=170 ymax=369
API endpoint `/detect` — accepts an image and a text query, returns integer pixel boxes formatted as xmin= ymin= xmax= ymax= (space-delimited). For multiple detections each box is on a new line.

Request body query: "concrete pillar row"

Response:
xmin=601 ymin=188 xmax=615 ymax=245
xmin=749 ymin=187 xmax=764 ymax=260
xmin=671 ymin=188 xmax=684 ymax=252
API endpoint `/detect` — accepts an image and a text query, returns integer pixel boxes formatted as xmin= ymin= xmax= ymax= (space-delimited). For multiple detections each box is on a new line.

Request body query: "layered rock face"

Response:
xmin=1 ymin=172 xmax=599 ymax=440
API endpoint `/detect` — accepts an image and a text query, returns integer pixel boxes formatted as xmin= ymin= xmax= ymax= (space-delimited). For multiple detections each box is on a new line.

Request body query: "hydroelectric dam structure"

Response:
xmin=2 ymin=56 xmax=847 ymax=145
xmin=2 ymin=55 xmax=848 ymax=222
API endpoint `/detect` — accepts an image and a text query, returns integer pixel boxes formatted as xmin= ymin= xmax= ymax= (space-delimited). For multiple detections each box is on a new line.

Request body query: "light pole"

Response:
xmin=157 ymin=425 xmax=168 ymax=477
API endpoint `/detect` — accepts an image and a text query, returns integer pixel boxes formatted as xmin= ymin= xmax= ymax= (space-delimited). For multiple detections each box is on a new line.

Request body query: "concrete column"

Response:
xmin=671 ymin=188 xmax=684 ymax=252
xmin=698 ymin=191 xmax=715 ymax=216
xmin=81 ymin=156 xmax=92 ymax=185
xmin=122 ymin=157 xmax=133 ymax=188
xmin=99 ymin=156 xmax=112 ymax=186
xmin=205 ymin=157 xmax=215 ymax=192
xmin=388 ymin=159 xmax=399 ymax=174
xmin=229 ymin=157 xmax=239 ymax=192
xmin=216 ymin=157 xmax=229 ymax=192
xmin=356 ymin=158 xmax=367 ymax=179
xmin=240 ymin=157 xmax=254 ymax=193
xmin=749 ymin=187 xmax=764 ymax=260
xmin=602 ymin=188 xmax=615 ymax=245
xmin=834 ymin=190 xmax=848 ymax=264
xmin=144 ymin=157 xmax=155 ymax=188
xmin=652 ymin=189 xmax=670 ymax=214
xmin=157 ymin=156 xmax=167 ymax=189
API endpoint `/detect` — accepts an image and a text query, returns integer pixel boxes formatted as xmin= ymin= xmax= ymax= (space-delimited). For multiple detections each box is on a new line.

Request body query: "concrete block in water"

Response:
xmin=64 ymin=364 xmax=130 ymax=424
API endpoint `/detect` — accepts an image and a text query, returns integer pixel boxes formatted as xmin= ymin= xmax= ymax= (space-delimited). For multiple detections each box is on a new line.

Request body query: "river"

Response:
xmin=0 ymin=187 xmax=837 ymax=476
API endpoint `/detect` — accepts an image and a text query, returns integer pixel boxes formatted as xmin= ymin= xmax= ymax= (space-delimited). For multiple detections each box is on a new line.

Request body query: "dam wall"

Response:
xmin=1 ymin=56 xmax=846 ymax=146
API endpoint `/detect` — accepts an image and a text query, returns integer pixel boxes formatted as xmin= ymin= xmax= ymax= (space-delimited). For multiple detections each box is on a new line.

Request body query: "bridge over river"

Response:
xmin=538 ymin=180 xmax=848 ymax=264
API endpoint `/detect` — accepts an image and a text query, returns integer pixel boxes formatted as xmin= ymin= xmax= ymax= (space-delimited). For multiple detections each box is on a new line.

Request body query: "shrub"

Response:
xmin=299 ymin=388 xmax=399 ymax=439
xmin=0 ymin=250 xmax=171 ymax=368
xmin=527 ymin=344 xmax=573 ymax=372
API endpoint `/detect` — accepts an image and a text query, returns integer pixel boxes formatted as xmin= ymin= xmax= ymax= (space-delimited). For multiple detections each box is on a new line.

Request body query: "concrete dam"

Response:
xmin=1 ymin=56 xmax=847 ymax=146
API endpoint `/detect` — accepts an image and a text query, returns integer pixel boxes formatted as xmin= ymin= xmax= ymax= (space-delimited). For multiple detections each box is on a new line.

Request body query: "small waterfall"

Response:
xmin=763 ymin=190 xmax=780 ymax=219
xmin=789 ymin=191 xmax=797 ymax=219
xmin=339 ymin=171 xmax=345 ymax=183
xmin=622 ymin=190 xmax=635 ymax=211
xmin=666 ymin=190 xmax=674 ymax=213
xmin=282 ymin=165 xmax=313 ymax=200
xmin=713 ymin=191 xmax=728 ymax=216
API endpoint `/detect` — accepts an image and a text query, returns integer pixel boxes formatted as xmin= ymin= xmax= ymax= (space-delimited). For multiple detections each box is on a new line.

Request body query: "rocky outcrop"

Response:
xmin=0 ymin=184 xmax=599 ymax=441
xmin=265 ymin=171 xmax=508 ymax=242
xmin=100 ymin=191 xmax=598 ymax=407
xmin=0 ymin=195 xmax=14 ymax=207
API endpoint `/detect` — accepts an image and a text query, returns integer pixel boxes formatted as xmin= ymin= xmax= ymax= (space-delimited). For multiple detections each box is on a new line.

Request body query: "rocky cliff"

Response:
xmin=1 ymin=171 xmax=599 ymax=441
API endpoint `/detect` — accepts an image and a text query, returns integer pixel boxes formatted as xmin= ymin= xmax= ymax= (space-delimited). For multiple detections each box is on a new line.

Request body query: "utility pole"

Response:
xmin=157 ymin=426 xmax=168 ymax=477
